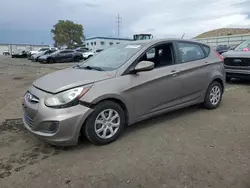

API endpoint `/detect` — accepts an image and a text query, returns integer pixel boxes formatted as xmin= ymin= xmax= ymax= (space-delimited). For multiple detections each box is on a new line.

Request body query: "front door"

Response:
xmin=127 ymin=42 xmax=185 ymax=118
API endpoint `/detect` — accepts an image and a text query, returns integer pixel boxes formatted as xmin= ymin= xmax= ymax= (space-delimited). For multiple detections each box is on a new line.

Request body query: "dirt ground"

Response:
xmin=0 ymin=55 xmax=250 ymax=188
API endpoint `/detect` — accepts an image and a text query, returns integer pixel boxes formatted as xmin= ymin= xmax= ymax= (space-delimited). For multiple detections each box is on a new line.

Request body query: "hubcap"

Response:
xmin=209 ymin=86 xmax=221 ymax=105
xmin=94 ymin=109 xmax=120 ymax=139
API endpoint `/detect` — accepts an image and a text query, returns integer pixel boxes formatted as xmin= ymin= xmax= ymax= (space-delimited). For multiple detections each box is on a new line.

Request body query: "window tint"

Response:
xmin=146 ymin=48 xmax=155 ymax=59
xmin=139 ymin=43 xmax=174 ymax=68
xmin=202 ymin=45 xmax=210 ymax=56
xmin=66 ymin=50 xmax=74 ymax=53
xmin=176 ymin=42 xmax=205 ymax=63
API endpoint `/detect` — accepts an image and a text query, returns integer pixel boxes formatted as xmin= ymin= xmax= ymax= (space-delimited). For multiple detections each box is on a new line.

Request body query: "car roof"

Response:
xmin=123 ymin=38 xmax=209 ymax=48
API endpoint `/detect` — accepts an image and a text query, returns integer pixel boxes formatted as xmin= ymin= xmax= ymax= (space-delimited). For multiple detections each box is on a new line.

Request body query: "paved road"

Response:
xmin=0 ymin=56 xmax=250 ymax=188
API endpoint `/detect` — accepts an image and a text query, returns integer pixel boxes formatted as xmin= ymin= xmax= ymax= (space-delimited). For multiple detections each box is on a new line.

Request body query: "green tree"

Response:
xmin=51 ymin=20 xmax=84 ymax=48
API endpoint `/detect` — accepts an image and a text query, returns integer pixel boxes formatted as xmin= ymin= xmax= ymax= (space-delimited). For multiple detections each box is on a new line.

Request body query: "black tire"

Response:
xmin=83 ymin=101 xmax=125 ymax=145
xmin=203 ymin=81 xmax=222 ymax=109
xmin=47 ymin=58 xmax=54 ymax=64
xmin=73 ymin=56 xmax=81 ymax=62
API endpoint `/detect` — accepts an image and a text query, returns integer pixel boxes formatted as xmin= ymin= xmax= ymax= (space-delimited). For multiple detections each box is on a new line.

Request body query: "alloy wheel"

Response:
xmin=209 ymin=85 xmax=221 ymax=106
xmin=94 ymin=109 xmax=120 ymax=139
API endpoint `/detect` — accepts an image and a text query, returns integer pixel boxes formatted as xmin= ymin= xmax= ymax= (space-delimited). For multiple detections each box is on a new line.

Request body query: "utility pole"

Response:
xmin=116 ymin=14 xmax=122 ymax=38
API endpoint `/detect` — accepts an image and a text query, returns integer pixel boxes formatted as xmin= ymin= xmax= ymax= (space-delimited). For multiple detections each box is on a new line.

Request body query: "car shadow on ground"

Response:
xmin=0 ymin=105 xmax=205 ymax=179
xmin=123 ymin=105 xmax=201 ymax=136
xmin=227 ymin=78 xmax=250 ymax=86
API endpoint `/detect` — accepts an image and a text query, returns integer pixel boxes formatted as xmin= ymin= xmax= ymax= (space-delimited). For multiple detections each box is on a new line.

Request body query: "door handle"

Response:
xmin=171 ymin=70 xmax=179 ymax=76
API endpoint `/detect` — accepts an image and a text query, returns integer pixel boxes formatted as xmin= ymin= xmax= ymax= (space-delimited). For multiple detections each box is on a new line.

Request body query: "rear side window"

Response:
xmin=202 ymin=45 xmax=210 ymax=56
xmin=176 ymin=42 xmax=205 ymax=63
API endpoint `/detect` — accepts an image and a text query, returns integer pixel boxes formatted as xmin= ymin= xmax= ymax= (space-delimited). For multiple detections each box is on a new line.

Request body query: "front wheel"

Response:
xmin=203 ymin=81 xmax=222 ymax=109
xmin=83 ymin=101 xmax=125 ymax=145
xmin=73 ymin=56 xmax=81 ymax=62
xmin=47 ymin=58 xmax=54 ymax=64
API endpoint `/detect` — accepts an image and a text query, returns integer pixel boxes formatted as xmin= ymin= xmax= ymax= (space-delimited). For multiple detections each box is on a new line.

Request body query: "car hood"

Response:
xmin=30 ymin=51 xmax=39 ymax=54
xmin=222 ymin=51 xmax=250 ymax=58
xmin=39 ymin=54 xmax=51 ymax=59
xmin=33 ymin=68 xmax=116 ymax=93
xmin=83 ymin=52 xmax=94 ymax=56
xmin=33 ymin=53 xmax=43 ymax=57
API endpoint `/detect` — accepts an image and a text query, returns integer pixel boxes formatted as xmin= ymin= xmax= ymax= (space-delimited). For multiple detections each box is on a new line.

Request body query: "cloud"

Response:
xmin=0 ymin=0 xmax=249 ymax=44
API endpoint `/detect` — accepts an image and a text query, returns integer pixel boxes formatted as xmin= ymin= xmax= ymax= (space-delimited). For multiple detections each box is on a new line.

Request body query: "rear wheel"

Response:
xmin=47 ymin=58 xmax=54 ymax=64
xmin=73 ymin=56 xmax=81 ymax=62
xmin=203 ymin=81 xmax=222 ymax=109
xmin=84 ymin=101 xmax=125 ymax=145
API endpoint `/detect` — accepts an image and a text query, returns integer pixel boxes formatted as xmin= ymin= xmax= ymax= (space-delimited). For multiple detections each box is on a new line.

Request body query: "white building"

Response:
xmin=85 ymin=37 xmax=133 ymax=51
xmin=0 ymin=43 xmax=49 ymax=55
xmin=195 ymin=33 xmax=250 ymax=48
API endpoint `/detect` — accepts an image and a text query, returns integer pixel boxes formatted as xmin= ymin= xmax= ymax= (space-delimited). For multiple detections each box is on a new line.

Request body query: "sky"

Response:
xmin=0 ymin=0 xmax=250 ymax=45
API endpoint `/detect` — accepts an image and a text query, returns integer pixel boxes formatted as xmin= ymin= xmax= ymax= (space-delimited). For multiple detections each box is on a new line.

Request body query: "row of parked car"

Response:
xmin=8 ymin=47 xmax=104 ymax=64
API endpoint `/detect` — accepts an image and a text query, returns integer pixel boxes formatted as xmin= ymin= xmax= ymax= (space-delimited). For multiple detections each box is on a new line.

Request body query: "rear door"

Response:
xmin=65 ymin=50 xmax=75 ymax=62
xmin=173 ymin=41 xmax=211 ymax=102
xmin=56 ymin=51 xmax=68 ymax=62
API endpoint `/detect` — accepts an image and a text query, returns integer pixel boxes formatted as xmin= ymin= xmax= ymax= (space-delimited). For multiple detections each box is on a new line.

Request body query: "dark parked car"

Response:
xmin=37 ymin=50 xmax=83 ymax=63
xmin=215 ymin=45 xmax=230 ymax=54
xmin=30 ymin=49 xmax=57 ymax=62
xmin=222 ymin=40 xmax=250 ymax=81
xmin=12 ymin=50 xmax=29 ymax=58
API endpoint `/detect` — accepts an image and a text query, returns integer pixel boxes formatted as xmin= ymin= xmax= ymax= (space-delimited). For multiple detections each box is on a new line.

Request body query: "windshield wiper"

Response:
xmin=81 ymin=66 xmax=104 ymax=71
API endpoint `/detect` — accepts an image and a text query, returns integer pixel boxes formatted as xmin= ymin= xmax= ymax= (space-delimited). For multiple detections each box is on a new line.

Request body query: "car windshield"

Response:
xmin=77 ymin=44 xmax=143 ymax=71
xmin=234 ymin=40 xmax=250 ymax=51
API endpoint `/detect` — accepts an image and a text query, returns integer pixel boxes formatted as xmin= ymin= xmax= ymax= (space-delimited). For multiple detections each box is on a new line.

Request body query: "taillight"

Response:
xmin=214 ymin=50 xmax=224 ymax=62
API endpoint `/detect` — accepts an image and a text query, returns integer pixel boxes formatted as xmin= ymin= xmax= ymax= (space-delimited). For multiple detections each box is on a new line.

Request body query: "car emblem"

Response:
xmin=233 ymin=59 xmax=242 ymax=63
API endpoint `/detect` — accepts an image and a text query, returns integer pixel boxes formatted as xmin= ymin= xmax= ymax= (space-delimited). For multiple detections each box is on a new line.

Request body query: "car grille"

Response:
xmin=24 ymin=114 xmax=34 ymax=128
xmin=224 ymin=58 xmax=250 ymax=67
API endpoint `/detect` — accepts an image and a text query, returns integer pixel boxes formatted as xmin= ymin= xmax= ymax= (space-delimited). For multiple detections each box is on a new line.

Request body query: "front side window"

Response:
xmin=77 ymin=44 xmax=143 ymax=71
xmin=176 ymin=42 xmax=205 ymax=63
xmin=101 ymin=41 xmax=105 ymax=45
xmin=138 ymin=43 xmax=174 ymax=68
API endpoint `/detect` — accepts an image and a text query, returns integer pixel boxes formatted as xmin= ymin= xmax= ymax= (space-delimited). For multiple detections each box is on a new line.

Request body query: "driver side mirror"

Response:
xmin=132 ymin=61 xmax=154 ymax=73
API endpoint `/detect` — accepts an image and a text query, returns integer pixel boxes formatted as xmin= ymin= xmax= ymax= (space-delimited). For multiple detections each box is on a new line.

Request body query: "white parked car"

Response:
xmin=29 ymin=47 xmax=58 ymax=56
xmin=82 ymin=49 xmax=103 ymax=60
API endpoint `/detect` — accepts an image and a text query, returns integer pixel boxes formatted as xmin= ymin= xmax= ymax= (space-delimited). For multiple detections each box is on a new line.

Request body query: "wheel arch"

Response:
xmin=91 ymin=97 xmax=129 ymax=126
xmin=212 ymin=77 xmax=224 ymax=93
xmin=80 ymin=94 xmax=130 ymax=125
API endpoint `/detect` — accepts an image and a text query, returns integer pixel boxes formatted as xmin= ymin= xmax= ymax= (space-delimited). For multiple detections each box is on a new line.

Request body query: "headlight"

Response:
xmin=44 ymin=86 xmax=91 ymax=108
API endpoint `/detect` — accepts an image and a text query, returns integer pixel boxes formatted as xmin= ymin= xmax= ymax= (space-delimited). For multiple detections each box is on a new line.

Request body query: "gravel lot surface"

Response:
xmin=0 ymin=56 xmax=250 ymax=188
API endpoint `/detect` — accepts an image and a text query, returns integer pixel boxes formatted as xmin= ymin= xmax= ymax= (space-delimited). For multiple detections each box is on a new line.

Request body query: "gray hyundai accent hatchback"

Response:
xmin=22 ymin=39 xmax=225 ymax=146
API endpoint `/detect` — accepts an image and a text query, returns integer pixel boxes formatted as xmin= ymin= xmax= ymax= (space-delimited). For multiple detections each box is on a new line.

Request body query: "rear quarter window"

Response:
xmin=201 ymin=45 xmax=210 ymax=57
xmin=176 ymin=42 xmax=206 ymax=63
